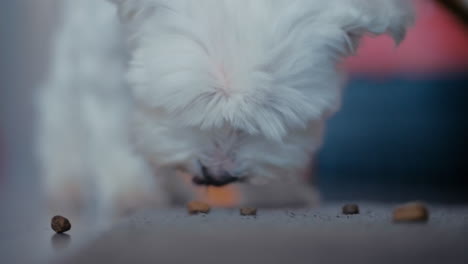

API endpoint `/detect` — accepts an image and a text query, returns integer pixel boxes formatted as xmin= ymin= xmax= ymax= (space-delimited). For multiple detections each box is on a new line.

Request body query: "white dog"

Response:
xmin=38 ymin=0 xmax=413 ymax=216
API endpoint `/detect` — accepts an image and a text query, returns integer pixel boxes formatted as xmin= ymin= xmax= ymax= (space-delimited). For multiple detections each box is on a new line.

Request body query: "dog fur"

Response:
xmin=37 ymin=0 xmax=413 ymax=216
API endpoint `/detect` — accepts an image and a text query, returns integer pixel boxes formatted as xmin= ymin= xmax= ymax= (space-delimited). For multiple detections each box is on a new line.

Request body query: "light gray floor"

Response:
xmin=2 ymin=201 xmax=466 ymax=264
xmin=59 ymin=204 xmax=468 ymax=264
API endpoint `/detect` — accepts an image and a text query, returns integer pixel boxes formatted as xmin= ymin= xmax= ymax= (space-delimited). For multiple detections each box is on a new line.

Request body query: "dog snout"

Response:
xmin=192 ymin=164 xmax=239 ymax=187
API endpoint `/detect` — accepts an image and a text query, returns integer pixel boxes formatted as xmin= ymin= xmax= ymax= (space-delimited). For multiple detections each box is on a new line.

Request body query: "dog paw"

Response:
xmin=96 ymin=179 xmax=170 ymax=220
xmin=45 ymin=181 xmax=85 ymax=217
xmin=113 ymin=187 xmax=170 ymax=216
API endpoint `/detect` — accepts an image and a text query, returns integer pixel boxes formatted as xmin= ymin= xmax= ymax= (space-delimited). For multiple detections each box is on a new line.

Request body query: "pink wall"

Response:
xmin=345 ymin=0 xmax=468 ymax=76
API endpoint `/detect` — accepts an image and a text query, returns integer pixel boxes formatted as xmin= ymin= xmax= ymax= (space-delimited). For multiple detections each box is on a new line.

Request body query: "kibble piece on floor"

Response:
xmin=187 ymin=201 xmax=211 ymax=215
xmin=342 ymin=204 xmax=360 ymax=215
xmin=51 ymin=215 xmax=71 ymax=233
xmin=240 ymin=207 xmax=257 ymax=216
xmin=393 ymin=202 xmax=429 ymax=222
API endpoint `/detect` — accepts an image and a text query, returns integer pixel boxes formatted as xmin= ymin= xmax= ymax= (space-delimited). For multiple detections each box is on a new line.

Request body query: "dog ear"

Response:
xmin=329 ymin=0 xmax=414 ymax=47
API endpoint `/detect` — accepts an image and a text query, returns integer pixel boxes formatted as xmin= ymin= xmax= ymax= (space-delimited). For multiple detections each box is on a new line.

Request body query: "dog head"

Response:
xmin=111 ymin=0 xmax=414 ymax=186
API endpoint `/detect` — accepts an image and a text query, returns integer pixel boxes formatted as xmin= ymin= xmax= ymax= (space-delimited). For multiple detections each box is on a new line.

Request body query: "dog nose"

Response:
xmin=192 ymin=165 xmax=239 ymax=187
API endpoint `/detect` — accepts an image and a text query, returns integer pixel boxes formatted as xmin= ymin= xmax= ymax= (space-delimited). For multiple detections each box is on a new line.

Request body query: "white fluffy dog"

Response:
xmin=38 ymin=0 xmax=413 ymax=216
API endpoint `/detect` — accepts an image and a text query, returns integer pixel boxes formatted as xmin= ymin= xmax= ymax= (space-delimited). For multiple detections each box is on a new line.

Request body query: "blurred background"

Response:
xmin=320 ymin=0 xmax=468 ymax=202
xmin=0 ymin=0 xmax=467 ymax=207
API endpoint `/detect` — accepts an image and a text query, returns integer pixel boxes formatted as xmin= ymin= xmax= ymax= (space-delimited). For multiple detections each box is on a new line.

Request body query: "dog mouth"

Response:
xmin=192 ymin=164 xmax=245 ymax=187
xmin=192 ymin=175 xmax=239 ymax=187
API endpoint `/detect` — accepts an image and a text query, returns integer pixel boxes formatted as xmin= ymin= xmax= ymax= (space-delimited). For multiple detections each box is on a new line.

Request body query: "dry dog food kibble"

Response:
xmin=240 ymin=207 xmax=257 ymax=216
xmin=187 ymin=201 xmax=211 ymax=215
xmin=51 ymin=215 xmax=71 ymax=233
xmin=342 ymin=204 xmax=360 ymax=215
xmin=393 ymin=202 xmax=429 ymax=222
